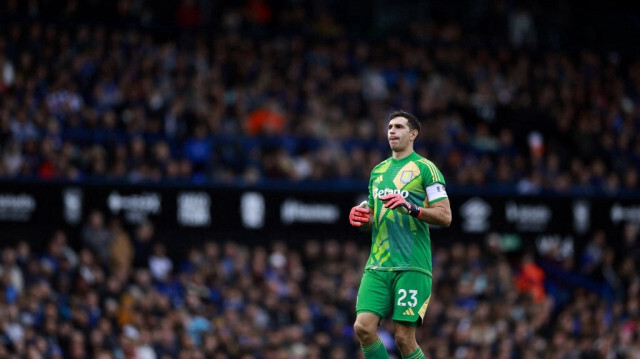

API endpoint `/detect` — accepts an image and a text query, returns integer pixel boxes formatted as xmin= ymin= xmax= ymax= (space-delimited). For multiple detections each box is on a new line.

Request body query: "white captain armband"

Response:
xmin=426 ymin=183 xmax=448 ymax=203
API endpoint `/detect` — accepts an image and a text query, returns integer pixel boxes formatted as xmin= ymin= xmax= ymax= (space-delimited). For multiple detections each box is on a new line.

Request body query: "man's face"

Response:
xmin=388 ymin=117 xmax=417 ymax=152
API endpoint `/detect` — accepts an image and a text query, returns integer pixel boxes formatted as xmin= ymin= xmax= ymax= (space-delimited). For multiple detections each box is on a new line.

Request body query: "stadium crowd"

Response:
xmin=0 ymin=212 xmax=639 ymax=358
xmin=1 ymin=1 xmax=640 ymax=358
xmin=0 ymin=0 xmax=639 ymax=194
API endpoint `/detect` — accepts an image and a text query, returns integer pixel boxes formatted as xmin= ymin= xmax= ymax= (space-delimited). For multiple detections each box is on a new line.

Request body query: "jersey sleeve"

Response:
xmin=421 ymin=161 xmax=446 ymax=187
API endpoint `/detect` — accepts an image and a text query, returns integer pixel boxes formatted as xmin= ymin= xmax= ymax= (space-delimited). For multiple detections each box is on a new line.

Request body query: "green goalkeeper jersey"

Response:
xmin=366 ymin=151 xmax=446 ymax=276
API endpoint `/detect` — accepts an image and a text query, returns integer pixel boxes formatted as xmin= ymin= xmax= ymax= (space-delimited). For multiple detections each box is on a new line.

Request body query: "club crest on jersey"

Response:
xmin=400 ymin=171 xmax=414 ymax=184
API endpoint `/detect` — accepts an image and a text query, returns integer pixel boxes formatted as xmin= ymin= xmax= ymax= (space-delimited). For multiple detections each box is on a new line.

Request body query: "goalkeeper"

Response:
xmin=349 ymin=110 xmax=452 ymax=359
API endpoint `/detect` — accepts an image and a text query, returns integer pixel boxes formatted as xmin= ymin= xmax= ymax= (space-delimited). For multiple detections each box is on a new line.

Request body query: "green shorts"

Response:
xmin=355 ymin=269 xmax=432 ymax=327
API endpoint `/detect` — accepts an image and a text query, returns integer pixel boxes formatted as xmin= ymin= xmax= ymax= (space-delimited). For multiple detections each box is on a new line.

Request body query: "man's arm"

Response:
xmin=415 ymin=198 xmax=452 ymax=227
xmin=379 ymin=194 xmax=452 ymax=227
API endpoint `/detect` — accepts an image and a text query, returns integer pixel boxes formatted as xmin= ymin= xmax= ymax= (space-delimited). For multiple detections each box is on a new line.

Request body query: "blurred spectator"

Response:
xmin=109 ymin=218 xmax=133 ymax=272
xmin=515 ymin=252 xmax=546 ymax=303
xmin=133 ymin=220 xmax=154 ymax=269
xmin=148 ymin=243 xmax=172 ymax=282
xmin=620 ymin=223 xmax=640 ymax=260
xmin=82 ymin=210 xmax=112 ymax=264
xmin=580 ymin=229 xmax=607 ymax=275
xmin=246 ymin=101 xmax=286 ymax=136
xmin=0 ymin=247 xmax=23 ymax=297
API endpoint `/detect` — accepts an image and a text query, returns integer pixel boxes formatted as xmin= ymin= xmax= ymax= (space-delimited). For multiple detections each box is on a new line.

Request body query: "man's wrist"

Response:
xmin=406 ymin=203 xmax=420 ymax=217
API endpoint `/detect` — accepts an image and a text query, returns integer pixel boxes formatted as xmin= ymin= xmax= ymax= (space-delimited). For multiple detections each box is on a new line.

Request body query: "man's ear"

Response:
xmin=411 ymin=129 xmax=418 ymax=140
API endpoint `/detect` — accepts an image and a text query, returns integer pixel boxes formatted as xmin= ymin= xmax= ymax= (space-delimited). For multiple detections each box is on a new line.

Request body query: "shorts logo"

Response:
xmin=400 ymin=171 xmax=413 ymax=184
xmin=402 ymin=308 xmax=415 ymax=316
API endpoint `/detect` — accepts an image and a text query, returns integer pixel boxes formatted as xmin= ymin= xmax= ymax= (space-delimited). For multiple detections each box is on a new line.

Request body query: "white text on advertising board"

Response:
xmin=281 ymin=199 xmax=339 ymax=225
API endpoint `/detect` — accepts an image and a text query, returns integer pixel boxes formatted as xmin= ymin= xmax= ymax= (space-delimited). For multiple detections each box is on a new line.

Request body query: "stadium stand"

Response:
xmin=0 ymin=222 xmax=639 ymax=358
xmin=1 ymin=0 xmax=640 ymax=196
xmin=1 ymin=0 xmax=639 ymax=358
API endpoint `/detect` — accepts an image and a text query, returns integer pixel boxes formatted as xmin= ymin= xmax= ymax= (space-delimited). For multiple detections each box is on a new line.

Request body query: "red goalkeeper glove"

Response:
xmin=379 ymin=194 xmax=421 ymax=217
xmin=349 ymin=202 xmax=371 ymax=227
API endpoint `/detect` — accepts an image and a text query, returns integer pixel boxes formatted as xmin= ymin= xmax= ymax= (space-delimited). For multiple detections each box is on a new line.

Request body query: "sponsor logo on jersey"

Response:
xmin=400 ymin=170 xmax=414 ymax=184
xmin=374 ymin=175 xmax=383 ymax=184
xmin=373 ymin=188 xmax=409 ymax=199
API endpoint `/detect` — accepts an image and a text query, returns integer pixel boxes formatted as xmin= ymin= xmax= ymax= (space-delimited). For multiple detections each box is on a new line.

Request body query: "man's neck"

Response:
xmin=392 ymin=148 xmax=413 ymax=160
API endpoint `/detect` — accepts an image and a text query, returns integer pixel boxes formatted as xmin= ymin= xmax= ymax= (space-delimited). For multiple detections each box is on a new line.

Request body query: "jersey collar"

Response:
xmin=390 ymin=151 xmax=417 ymax=165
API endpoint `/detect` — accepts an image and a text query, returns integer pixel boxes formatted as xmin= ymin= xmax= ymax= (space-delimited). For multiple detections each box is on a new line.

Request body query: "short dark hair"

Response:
xmin=389 ymin=110 xmax=421 ymax=134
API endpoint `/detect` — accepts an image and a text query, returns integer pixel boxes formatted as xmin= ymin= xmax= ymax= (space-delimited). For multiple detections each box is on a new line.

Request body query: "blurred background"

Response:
xmin=1 ymin=0 xmax=640 ymax=358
